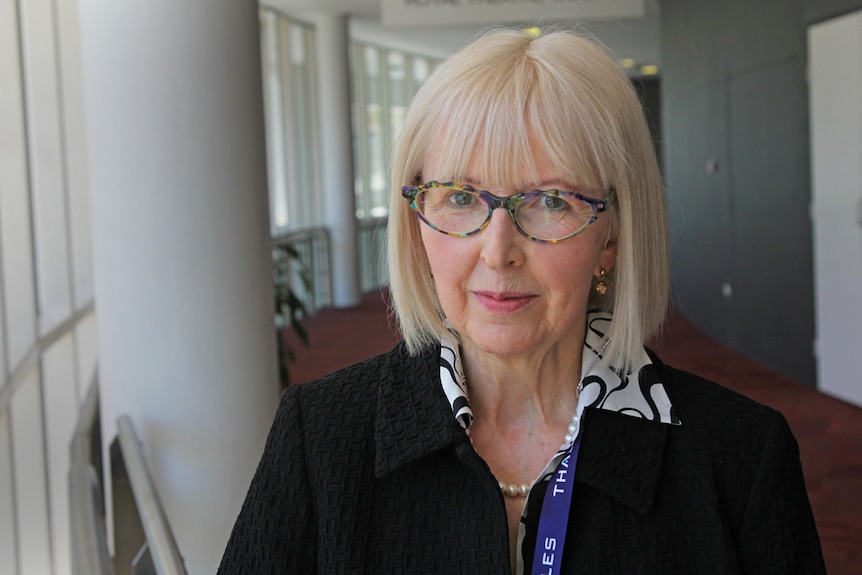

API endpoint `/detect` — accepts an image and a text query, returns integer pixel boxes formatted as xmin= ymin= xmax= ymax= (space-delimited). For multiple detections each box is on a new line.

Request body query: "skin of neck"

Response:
xmin=460 ymin=329 xmax=585 ymax=435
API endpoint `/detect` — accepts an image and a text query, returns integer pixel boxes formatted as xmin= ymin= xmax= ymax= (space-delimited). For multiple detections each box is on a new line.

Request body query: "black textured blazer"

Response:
xmin=218 ymin=342 xmax=825 ymax=574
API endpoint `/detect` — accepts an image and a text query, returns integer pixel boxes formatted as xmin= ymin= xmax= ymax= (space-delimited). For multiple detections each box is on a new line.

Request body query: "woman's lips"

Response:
xmin=472 ymin=291 xmax=537 ymax=313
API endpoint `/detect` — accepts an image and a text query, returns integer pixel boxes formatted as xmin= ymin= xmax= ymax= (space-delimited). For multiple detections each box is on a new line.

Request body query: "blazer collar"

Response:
xmin=373 ymin=342 xmax=671 ymax=515
xmin=374 ymin=342 xmax=465 ymax=478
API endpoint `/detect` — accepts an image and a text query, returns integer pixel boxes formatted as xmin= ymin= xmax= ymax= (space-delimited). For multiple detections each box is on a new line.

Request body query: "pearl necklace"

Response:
xmin=491 ymin=410 xmax=581 ymax=498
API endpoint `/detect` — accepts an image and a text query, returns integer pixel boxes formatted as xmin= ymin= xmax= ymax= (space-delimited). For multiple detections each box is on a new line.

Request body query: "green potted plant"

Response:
xmin=272 ymin=243 xmax=311 ymax=386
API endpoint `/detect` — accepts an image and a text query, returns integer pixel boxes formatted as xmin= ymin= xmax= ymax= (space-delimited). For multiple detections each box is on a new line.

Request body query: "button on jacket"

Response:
xmin=218 ymin=342 xmax=826 ymax=574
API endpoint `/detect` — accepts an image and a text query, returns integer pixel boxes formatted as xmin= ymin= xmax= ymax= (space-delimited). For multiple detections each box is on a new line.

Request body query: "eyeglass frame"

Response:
xmin=401 ymin=180 xmax=616 ymax=243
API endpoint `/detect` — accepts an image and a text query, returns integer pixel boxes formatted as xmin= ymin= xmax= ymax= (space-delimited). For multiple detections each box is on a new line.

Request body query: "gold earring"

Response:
xmin=595 ymin=269 xmax=609 ymax=295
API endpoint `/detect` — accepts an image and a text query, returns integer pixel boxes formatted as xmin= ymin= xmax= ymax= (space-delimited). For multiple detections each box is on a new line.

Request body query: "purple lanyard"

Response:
xmin=530 ymin=437 xmax=581 ymax=575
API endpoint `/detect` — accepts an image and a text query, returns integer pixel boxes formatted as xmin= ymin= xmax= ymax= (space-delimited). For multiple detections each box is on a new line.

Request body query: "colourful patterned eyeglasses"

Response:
xmin=401 ymin=180 xmax=616 ymax=243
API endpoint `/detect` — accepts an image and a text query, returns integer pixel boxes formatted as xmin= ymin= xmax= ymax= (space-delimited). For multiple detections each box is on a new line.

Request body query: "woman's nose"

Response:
xmin=479 ymin=208 xmax=525 ymax=269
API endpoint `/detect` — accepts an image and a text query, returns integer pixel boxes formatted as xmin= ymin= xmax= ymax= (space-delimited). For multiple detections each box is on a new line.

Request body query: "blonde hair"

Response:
xmin=387 ymin=29 xmax=668 ymax=366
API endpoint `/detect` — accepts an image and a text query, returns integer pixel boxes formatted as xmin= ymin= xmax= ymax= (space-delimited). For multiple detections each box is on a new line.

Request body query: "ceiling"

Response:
xmin=264 ymin=0 xmax=662 ymax=71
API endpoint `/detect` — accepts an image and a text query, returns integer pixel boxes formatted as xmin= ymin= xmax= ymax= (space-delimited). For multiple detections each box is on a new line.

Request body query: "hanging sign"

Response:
xmin=381 ymin=0 xmax=645 ymax=27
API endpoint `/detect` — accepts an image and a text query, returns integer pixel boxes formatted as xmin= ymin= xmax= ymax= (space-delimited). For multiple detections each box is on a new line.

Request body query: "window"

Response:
xmin=352 ymin=42 xmax=440 ymax=221
xmin=260 ymin=9 xmax=321 ymax=233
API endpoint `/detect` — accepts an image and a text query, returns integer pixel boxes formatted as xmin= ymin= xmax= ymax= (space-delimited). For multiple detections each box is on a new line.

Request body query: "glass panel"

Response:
xmin=0 ymin=0 xmax=38 ymax=372
xmin=362 ymin=46 xmax=387 ymax=219
xmin=261 ymin=13 xmax=322 ymax=233
xmin=0 ymin=408 xmax=18 ymax=574
xmin=387 ymin=51 xmax=407 ymax=102
xmin=273 ymin=17 xmax=322 ymax=232
xmin=261 ymin=9 xmax=290 ymax=231
xmin=290 ymin=23 xmax=320 ymax=229
xmin=55 ymin=0 xmax=93 ymax=308
xmin=11 ymin=368 xmax=53 ymax=575
xmin=412 ymin=56 xmax=431 ymax=94
xmin=42 ymin=334 xmax=77 ymax=575
xmin=277 ymin=17 xmax=299 ymax=231
xmin=350 ymin=44 xmax=442 ymax=224
xmin=20 ymin=0 xmax=73 ymax=332
xmin=352 ymin=44 xmax=369 ymax=219
xmin=387 ymin=51 xmax=407 ymax=185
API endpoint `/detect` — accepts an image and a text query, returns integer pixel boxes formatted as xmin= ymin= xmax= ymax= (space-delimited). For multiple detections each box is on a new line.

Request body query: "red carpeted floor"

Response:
xmin=283 ymin=289 xmax=862 ymax=574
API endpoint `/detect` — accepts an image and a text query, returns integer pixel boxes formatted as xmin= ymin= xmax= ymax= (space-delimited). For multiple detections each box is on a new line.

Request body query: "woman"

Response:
xmin=218 ymin=30 xmax=825 ymax=574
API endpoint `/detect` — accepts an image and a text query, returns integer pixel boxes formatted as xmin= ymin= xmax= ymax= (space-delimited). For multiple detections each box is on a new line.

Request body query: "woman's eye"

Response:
xmin=448 ymin=191 xmax=476 ymax=207
xmin=538 ymin=194 xmax=568 ymax=210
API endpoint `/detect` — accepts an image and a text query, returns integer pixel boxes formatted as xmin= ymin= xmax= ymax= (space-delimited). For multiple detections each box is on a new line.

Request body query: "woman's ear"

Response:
xmin=594 ymin=237 xmax=618 ymax=276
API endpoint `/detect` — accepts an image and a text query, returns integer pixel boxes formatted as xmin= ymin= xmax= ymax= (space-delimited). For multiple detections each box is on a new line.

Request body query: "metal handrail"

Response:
xmin=69 ymin=375 xmax=114 ymax=575
xmin=272 ymin=227 xmax=332 ymax=312
xmin=271 ymin=220 xmax=390 ymax=304
xmin=115 ymin=415 xmax=188 ymax=575
xmin=271 ymin=226 xmax=329 ymax=245
xmin=70 ymin=377 xmax=189 ymax=575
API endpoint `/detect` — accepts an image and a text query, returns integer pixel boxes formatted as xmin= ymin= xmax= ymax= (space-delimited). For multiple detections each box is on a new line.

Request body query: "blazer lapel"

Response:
xmin=577 ymin=407 xmax=669 ymax=514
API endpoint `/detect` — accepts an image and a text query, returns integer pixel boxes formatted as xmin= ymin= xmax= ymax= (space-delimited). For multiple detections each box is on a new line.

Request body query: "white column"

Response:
xmin=313 ymin=13 xmax=361 ymax=307
xmin=79 ymin=2 xmax=278 ymax=573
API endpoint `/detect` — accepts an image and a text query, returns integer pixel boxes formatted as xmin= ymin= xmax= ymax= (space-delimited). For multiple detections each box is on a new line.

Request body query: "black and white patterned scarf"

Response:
xmin=438 ymin=310 xmax=679 ymax=574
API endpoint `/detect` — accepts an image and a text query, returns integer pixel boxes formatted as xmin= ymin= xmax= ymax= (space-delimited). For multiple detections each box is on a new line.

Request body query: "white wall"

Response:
xmin=809 ymin=10 xmax=862 ymax=407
